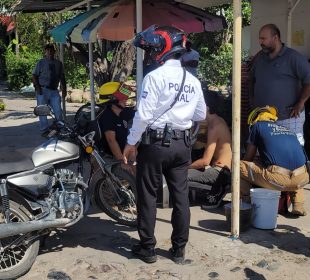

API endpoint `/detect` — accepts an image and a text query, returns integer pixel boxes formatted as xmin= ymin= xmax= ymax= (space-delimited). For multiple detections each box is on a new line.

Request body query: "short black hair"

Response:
xmin=261 ymin=24 xmax=281 ymax=39
xmin=204 ymin=91 xmax=220 ymax=115
xmin=185 ymin=40 xmax=192 ymax=49
xmin=44 ymin=44 xmax=55 ymax=51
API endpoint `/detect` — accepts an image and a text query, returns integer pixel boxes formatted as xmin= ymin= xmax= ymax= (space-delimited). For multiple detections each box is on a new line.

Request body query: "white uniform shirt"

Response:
xmin=127 ymin=59 xmax=206 ymax=145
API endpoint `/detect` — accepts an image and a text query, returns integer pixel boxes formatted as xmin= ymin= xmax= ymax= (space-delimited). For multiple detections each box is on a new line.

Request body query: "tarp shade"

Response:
xmin=50 ymin=0 xmax=227 ymax=43
xmin=50 ymin=7 xmax=101 ymax=43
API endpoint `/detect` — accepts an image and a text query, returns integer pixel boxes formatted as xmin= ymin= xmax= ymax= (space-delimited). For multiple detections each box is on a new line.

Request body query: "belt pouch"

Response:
xmin=155 ymin=129 xmax=164 ymax=139
xmin=184 ymin=129 xmax=191 ymax=147
xmin=141 ymin=128 xmax=151 ymax=145
xmin=162 ymin=123 xmax=172 ymax=147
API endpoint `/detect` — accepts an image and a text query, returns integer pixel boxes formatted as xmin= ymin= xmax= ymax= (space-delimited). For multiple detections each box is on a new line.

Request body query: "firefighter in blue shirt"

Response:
xmin=241 ymin=106 xmax=309 ymax=216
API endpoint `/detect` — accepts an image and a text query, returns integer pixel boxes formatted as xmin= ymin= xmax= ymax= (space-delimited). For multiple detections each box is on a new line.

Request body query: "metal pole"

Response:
xmin=59 ymin=14 xmax=66 ymax=120
xmin=231 ymin=0 xmax=242 ymax=238
xmin=88 ymin=1 xmax=96 ymax=120
xmin=14 ymin=14 xmax=19 ymax=56
xmin=136 ymin=0 xmax=143 ymax=98
xmin=287 ymin=0 xmax=301 ymax=48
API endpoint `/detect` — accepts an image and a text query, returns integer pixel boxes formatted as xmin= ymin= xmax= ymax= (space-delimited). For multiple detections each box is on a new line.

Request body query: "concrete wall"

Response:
xmin=250 ymin=0 xmax=310 ymax=59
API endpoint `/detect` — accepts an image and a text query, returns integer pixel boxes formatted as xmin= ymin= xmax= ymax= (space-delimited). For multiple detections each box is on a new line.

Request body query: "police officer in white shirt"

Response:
xmin=123 ymin=25 xmax=206 ymax=264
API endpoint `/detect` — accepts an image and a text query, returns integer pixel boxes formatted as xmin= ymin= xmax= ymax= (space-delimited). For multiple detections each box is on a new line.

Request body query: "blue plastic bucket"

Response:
xmin=250 ymin=188 xmax=281 ymax=229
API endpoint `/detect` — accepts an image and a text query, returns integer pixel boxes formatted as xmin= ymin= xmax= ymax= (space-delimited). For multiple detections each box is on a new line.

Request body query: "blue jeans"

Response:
xmin=36 ymin=88 xmax=62 ymax=131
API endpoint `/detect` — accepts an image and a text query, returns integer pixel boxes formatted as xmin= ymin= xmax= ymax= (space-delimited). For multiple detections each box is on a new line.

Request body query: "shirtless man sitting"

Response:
xmin=188 ymin=92 xmax=232 ymax=208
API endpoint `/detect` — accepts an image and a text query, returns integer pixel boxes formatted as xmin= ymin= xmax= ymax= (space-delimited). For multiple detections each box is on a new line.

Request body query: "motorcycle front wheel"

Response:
xmin=94 ymin=166 xmax=137 ymax=227
xmin=0 ymin=201 xmax=40 ymax=280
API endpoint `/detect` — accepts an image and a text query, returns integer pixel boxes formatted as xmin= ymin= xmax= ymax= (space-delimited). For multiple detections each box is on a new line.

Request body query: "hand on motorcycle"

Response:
xmin=121 ymin=163 xmax=136 ymax=175
xmin=123 ymin=144 xmax=137 ymax=166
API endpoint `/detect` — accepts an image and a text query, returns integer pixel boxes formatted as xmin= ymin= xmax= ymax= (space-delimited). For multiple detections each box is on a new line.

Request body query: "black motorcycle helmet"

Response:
xmin=133 ymin=25 xmax=187 ymax=64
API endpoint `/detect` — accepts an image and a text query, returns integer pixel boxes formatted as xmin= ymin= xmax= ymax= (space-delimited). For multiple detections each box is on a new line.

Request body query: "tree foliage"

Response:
xmin=5 ymin=40 xmax=41 ymax=90
xmin=2 ymin=1 xmax=251 ymax=89
xmin=0 ymin=0 xmax=15 ymax=12
xmin=194 ymin=0 xmax=251 ymax=86
xmin=2 ymin=5 xmax=135 ymax=90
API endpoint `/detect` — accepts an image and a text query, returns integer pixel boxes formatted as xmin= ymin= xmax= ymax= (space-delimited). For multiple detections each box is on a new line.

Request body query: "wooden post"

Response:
xmin=136 ymin=0 xmax=143 ymax=99
xmin=231 ymin=0 xmax=242 ymax=238
xmin=59 ymin=14 xmax=66 ymax=121
xmin=87 ymin=1 xmax=96 ymax=120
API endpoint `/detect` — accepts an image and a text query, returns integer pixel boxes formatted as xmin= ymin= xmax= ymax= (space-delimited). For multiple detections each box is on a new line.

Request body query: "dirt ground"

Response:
xmin=0 ymin=82 xmax=310 ymax=280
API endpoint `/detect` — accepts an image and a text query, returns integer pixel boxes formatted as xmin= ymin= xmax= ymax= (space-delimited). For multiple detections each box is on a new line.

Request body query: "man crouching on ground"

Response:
xmin=240 ymin=106 xmax=309 ymax=216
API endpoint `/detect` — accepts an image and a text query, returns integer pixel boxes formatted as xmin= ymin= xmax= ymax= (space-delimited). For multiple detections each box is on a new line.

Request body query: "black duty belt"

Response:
xmin=149 ymin=128 xmax=187 ymax=140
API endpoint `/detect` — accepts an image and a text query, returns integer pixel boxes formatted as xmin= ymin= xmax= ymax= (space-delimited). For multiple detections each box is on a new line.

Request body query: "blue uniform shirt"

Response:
xmin=251 ymin=45 xmax=310 ymax=120
xmin=248 ymin=121 xmax=306 ymax=170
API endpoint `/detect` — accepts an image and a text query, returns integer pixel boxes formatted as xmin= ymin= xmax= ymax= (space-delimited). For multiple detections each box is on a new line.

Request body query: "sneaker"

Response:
xmin=201 ymin=186 xmax=227 ymax=209
xmin=131 ymin=244 xmax=157 ymax=263
xmin=169 ymin=247 xmax=185 ymax=264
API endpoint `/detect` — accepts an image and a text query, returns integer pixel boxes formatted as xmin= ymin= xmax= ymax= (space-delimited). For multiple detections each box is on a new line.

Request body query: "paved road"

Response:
xmin=0 ymin=81 xmax=81 ymax=162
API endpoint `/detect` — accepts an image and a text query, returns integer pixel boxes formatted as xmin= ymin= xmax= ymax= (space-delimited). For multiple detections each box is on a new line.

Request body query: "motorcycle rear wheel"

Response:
xmin=0 ymin=201 xmax=40 ymax=280
xmin=94 ymin=166 xmax=137 ymax=227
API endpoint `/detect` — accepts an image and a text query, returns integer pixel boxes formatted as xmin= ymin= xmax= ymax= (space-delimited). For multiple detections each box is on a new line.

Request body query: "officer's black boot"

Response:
xmin=131 ymin=244 xmax=157 ymax=263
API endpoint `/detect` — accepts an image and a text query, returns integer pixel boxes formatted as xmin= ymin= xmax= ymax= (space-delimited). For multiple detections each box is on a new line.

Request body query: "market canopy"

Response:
xmin=50 ymin=0 xmax=227 ymax=43
xmin=13 ymin=0 xmax=232 ymax=12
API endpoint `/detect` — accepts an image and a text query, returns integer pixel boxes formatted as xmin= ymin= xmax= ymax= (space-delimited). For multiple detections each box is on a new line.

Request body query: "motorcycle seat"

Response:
xmin=0 ymin=157 xmax=35 ymax=176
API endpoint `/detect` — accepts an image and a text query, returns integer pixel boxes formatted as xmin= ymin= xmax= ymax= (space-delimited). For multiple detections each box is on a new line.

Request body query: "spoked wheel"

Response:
xmin=95 ymin=166 xmax=137 ymax=227
xmin=0 ymin=201 xmax=39 ymax=280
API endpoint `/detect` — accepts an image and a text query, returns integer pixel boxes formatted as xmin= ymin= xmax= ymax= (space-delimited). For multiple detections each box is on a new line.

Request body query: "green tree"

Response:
xmin=194 ymin=0 xmax=251 ymax=87
xmin=0 ymin=0 xmax=15 ymax=12
xmin=5 ymin=40 xmax=41 ymax=90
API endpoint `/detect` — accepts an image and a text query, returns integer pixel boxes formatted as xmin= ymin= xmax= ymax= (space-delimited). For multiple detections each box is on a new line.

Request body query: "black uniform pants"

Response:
xmin=136 ymin=138 xmax=191 ymax=250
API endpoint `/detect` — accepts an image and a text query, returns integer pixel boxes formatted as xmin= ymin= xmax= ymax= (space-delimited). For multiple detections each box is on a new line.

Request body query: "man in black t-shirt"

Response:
xmin=100 ymin=105 xmax=135 ymax=159
xmin=98 ymin=81 xmax=136 ymax=161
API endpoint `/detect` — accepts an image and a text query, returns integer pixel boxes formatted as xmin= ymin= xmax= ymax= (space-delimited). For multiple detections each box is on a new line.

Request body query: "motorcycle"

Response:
xmin=0 ymin=105 xmax=137 ymax=280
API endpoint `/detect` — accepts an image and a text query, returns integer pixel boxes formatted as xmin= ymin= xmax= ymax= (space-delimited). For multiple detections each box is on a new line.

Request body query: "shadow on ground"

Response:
xmin=239 ymin=224 xmax=310 ymax=257
xmin=39 ymin=211 xmax=138 ymax=260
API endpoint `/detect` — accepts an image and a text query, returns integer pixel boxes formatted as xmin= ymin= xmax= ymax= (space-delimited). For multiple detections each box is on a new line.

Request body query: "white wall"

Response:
xmin=250 ymin=0 xmax=310 ymax=59
xmin=242 ymin=25 xmax=251 ymax=54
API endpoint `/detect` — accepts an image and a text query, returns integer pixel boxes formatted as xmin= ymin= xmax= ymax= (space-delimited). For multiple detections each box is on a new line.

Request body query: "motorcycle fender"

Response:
xmin=88 ymin=168 xmax=105 ymax=196
xmin=7 ymin=189 xmax=40 ymax=217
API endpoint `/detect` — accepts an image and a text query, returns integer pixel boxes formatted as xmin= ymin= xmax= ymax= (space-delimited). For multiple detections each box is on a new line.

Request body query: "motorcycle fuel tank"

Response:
xmin=32 ymin=139 xmax=80 ymax=167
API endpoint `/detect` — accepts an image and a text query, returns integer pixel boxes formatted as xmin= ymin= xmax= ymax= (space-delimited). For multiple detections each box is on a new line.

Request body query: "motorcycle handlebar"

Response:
xmin=36 ymin=105 xmax=95 ymax=146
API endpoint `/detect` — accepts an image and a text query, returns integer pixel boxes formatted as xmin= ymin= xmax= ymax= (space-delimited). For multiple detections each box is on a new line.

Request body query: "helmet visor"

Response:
xmin=133 ymin=25 xmax=162 ymax=51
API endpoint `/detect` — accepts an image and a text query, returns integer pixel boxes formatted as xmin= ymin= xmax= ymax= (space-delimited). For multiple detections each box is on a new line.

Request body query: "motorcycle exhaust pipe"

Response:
xmin=0 ymin=218 xmax=72 ymax=239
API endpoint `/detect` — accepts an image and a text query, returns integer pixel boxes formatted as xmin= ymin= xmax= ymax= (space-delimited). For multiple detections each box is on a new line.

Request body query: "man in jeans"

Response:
xmin=32 ymin=44 xmax=66 ymax=137
xmin=240 ymin=106 xmax=309 ymax=216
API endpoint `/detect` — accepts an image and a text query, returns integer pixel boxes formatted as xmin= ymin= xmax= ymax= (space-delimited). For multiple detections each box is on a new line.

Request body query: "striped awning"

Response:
xmin=50 ymin=0 xmax=227 ymax=43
